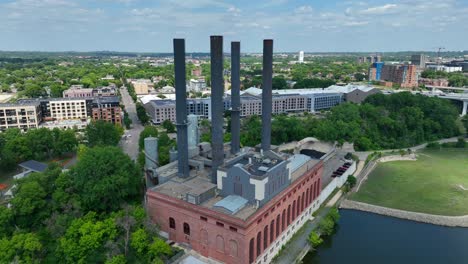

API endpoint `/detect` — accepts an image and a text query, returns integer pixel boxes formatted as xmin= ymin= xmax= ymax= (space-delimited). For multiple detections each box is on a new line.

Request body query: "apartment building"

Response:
xmin=91 ymin=96 xmax=122 ymax=125
xmin=381 ymin=64 xmax=418 ymax=88
xmin=0 ymin=101 xmax=42 ymax=132
xmin=63 ymin=85 xmax=118 ymax=98
xmin=63 ymin=85 xmax=93 ymax=98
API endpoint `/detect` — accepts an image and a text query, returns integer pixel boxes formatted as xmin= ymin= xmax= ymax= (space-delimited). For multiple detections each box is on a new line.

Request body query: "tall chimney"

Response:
xmin=230 ymin=41 xmax=241 ymax=154
xmin=261 ymin=39 xmax=273 ymax=152
xmin=210 ymin=36 xmax=224 ymax=184
xmin=174 ymin=39 xmax=189 ymax=178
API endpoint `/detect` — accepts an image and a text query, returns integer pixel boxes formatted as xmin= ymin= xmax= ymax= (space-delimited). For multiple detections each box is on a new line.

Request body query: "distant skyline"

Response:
xmin=0 ymin=0 xmax=467 ymax=53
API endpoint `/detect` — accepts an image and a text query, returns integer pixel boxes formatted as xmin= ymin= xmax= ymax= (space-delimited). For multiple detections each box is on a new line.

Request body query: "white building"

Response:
xmin=299 ymin=51 xmax=304 ymax=63
xmin=189 ymin=79 xmax=207 ymax=92
xmin=426 ymin=65 xmax=462 ymax=73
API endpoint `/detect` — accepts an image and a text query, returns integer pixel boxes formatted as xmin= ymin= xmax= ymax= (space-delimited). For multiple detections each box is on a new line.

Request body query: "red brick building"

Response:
xmin=147 ymin=161 xmax=323 ymax=264
xmin=91 ymin=96 xmax=122 ymax=125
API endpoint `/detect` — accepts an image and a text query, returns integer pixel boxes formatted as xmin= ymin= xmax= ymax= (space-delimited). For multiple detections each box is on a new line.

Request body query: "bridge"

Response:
xmin=420 ymin=91 xmax=468 ymax=116
xmin=426 ymin=85 xmax=468 ymax=92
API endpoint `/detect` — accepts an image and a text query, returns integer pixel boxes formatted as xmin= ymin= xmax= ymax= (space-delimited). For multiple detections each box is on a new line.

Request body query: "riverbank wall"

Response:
xmin=340 ymin=200 xmax=468 ymax=227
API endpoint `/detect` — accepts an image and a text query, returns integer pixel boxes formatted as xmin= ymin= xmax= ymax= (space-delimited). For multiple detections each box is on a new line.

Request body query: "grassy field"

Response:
xmin=351 ymin=149 xmax=468 ymax=216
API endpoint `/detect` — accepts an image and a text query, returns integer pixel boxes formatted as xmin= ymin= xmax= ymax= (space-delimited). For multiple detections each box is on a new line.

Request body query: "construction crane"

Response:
xmin=434 ymin=46 xmax=445 ymax=64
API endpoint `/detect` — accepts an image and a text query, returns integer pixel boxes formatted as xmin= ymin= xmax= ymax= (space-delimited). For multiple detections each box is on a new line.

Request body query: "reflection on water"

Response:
xmin=303 ymin=209 xmax=468 ymax=264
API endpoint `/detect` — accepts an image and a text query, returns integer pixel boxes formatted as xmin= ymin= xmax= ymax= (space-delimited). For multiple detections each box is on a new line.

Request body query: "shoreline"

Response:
xmin=340 ymin=199 xmax=468 ymax=227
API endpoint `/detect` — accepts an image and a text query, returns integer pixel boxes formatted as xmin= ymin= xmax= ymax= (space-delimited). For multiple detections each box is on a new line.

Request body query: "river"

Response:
xmin=303 ymin=209 xmax=468 ymax=264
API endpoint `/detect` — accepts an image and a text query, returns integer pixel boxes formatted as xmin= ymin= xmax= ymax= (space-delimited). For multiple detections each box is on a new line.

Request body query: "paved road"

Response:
xmin=119 ymin=86 xmax=144 ymax=160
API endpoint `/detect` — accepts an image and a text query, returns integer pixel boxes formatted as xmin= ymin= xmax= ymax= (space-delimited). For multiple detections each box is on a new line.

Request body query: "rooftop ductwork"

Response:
xmin=261 ymin=39 xmax=273 ymax=152
xmin=210 ymin=35 xmax=224 ymax=184
xmin=230 ymin=41 xmax=241 ymax=154
xmin=174 ymin=39 xmax=189 ymax=178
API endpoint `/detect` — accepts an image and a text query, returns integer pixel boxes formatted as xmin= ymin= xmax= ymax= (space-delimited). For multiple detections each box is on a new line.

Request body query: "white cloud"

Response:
xmin=295 ymin=5 xmax=313 ymax=14
xmin=358 ymin=4 xmax=398 ymax=15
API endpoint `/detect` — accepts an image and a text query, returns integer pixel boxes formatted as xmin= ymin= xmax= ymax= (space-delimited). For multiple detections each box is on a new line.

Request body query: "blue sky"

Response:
xmin=0 ymin=0 xmax=467 ymax=52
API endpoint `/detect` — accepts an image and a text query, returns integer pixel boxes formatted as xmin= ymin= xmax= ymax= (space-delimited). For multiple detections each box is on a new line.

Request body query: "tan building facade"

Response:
xmin=0 ymin=102 xmax=42 ymax=132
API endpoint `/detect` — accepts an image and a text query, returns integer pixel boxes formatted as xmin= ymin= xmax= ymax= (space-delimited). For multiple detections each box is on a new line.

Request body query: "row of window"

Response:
xmin=250 ymin=178 xmax=321 ymax=263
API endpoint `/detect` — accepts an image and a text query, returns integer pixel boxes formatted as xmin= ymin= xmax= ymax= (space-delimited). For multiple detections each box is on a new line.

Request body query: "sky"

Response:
xmin=0 ymin=0 xmax=467 ymax=52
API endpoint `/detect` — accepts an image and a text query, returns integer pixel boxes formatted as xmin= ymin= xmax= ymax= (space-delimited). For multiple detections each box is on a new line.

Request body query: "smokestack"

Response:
xmin=261 ymin=39 xmax=273 ymax=152
xmin=210 ymin=35 xmax=224 ymax=184
xmin=174 ymin=39 xmax=189 ymax=178
xmin=230 ymin=41 xmax=240 ymax=154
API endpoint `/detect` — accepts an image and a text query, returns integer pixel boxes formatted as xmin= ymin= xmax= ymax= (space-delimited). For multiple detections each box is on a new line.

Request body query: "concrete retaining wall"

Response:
xmin=340 ymin=200 xmax=468 ymax=227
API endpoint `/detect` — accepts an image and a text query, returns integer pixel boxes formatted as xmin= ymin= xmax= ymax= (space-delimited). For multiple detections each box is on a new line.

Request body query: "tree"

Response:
xmin=308 ymin=231 xmax=323 ymax=248
xmin=346 ymin=175 xmax=357 ymax=189
xmin=10 ymin=180 xmax=48 ymax=227
xmin=58 ymin=212 xmax=118 ymax=264
xmin=272 ymin=76 xmax=287 ymax=89
xmin=69 ymin=146 xmax=141 ymax=212
xmin=139 ymin=126 xmax=159 ymax=150
xmin=455 ymin=137 xmax=466 ymax=148
xmin=148 ymin=238 xmax=173 ymax=259
xmin=131 ymin=228 xmax=149 ymax=255
xmin=0 ymin=232 xmax=43 ymax=263
xmin=115 ymin=205 xmax=137 ymax=257
xmin=85 ymin=120 xmax=123 ymax=147
xmin=318 ymin=217 xmax=335 ymax=236
xmin=105 ymin=255 xmax=126 ymax=264
xmin=328 ymin=207 xmax=340 ymax=224
xmin=162 ymin=120 xmax=175 ymax=133
xmin=136 ymin=103 xmax=149 ymax=124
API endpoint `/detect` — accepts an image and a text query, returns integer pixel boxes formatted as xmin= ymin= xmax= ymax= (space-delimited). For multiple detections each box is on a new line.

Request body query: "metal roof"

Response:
xmin=19 ymin=160 xmax=48 ymax=172
xmin=213 ymin=195 xmax=248 ymax=214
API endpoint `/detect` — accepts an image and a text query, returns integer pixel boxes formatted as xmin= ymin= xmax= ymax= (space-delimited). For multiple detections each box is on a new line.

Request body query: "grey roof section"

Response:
xmin=213 ymin=195 xmax=248 ymax=214
xmin=19 ymin=160 xmax=48 ymax=172
xmin=93 ymin=96 xmax=120 ymax=104
xmin=287 ymin=154 xmax=311 ymax=173
xmin=150 ymin=99 xmax=176 ymax=106
xmin=0 ymin=101 xmax=41 ymax=107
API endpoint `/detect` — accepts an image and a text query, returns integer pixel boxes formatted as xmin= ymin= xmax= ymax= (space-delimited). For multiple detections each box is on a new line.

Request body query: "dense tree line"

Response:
xmin=0 ymin=147 xmax=175 ymax=263
xmin=85 ymin=120 xmax=123 ymax=147
xmin=0 ymin=128 xmax=78 ymax=171
xmin=240 ymin=92 xmax=461 ymax=151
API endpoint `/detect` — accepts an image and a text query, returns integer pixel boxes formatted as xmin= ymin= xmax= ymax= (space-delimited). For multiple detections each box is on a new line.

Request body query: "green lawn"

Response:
xmin=351 ymin=149 xmax=468 ymax=216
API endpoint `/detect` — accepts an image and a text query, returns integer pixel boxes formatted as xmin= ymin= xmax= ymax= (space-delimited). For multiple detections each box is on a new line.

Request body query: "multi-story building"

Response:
xmin=63 ymin=84 xmax=118 ymax=98
xmin=298 ymin=51 xmax=304 ymax=63
xmin=419 ymin=78 xmax=449 ymax=87
xmin=358 ymin=55 xmax=381 ymax=64
xmin=380 ymin=64 xmax=418 ymax=88
xmin=411 ymin=54 xmax=427 ymax=68
xmin=92 ymin=85 xmax=118 ymax=97
xmin=63 ymin=85 xmax=93 ymax=98
xmin=0 ymin=101 xmax=42 ymax=132
xmin=131 ymin=80 xmax=151 ymax=95
xmin=189 ymin=79 xmax=207 ymax=92
xmin=91 ymin=96 xmax=122 ymax=125
xmin=368 ymin=62 xmax=384 ymax=81
xmin=426 ymin=64 xmax=463 ymax=73
xmin=144 ymin=85 xmax=379 ymax=124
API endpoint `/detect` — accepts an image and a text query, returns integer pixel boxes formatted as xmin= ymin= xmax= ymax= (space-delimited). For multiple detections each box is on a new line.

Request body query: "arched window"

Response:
xmin=306 ymin=188 xmax=309 ymax=206
xmin=183 ymin=222 xmax=190 ymax=235
xmin=292 ymin=201 xmax=296 ymax=220
xmin=282 ymin=209 xmax=286 ymax=232
xmin=270 ymin=220 xmax=275 ymax=243
xmin=301 ymin=192 xmax=305 ymax=212
xmin=287 ymin=205 xmax=291 ymax=225
xmin=169 ymin=217 xmax=176 ymax=229
xmin=201 ymin=229 xmax=208 ymax=245
xmin=256 ymin=232 xmax=262 ymax=257
xmin=276 ymin=214 xmax=280 ymax=238
xmin=217 ymin=235 xmax=225 ymax=253
xmin=230 ymin=240 xmax=238 ymax=257
xmin=249 ymin=238 xmax=254 ymax=264
xmin=263 ymin=225 xmax=268 ymax=250
xmin=296 ymin=197 xmax=300 ymax=216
